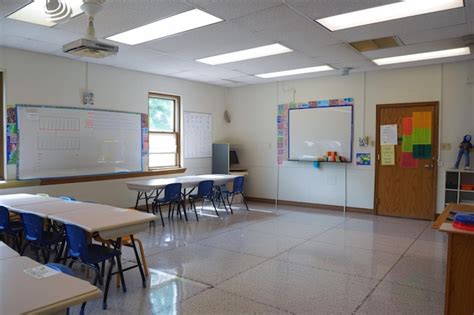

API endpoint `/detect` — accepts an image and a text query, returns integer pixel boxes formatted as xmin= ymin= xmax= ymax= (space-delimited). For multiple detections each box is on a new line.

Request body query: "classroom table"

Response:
xmin=126 ymin=174 xmax=240 ymax=212
xmin=1 ymin=193 xmax=156 ymax=309
xmin=0 ymin=256 xmax=101 ymax=314
xmin=433 ymin=203 xmax=474 ymax=315
xmin=0 ymin=241 xmax=19 ymax=260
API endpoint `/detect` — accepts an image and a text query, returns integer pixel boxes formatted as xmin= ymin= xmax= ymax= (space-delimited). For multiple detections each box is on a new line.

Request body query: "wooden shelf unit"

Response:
xmin=445 ymin=169 xmax=474 ymax=205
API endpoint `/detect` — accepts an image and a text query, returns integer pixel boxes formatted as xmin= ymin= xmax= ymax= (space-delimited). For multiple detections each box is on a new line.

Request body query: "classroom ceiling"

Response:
xmin=0 ymin=0 xmax=473 ymax=87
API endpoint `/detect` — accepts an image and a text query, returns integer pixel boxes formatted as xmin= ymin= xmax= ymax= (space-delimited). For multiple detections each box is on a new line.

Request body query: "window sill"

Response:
xmin=39 ymin=168 xmax=187 ymax=185
xmin=0 ymin=168 xmax=187 ymax=188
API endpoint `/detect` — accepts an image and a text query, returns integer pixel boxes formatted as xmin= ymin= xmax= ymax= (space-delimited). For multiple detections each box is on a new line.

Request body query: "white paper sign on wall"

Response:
xmin=184 ymin=111 xmax=212 ymax=159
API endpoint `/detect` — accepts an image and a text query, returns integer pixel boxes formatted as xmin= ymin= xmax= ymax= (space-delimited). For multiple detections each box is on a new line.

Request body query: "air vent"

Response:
xmin=350 ymin=36 xmax=402 ymax=52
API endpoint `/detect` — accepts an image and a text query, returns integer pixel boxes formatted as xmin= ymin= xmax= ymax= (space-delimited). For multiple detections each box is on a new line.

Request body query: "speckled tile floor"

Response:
xmin=67 ymin=202 xmax=446 ymax=314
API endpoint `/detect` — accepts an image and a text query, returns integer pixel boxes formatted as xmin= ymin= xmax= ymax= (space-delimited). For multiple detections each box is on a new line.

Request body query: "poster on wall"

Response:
xmin=380 ymin=124 xmax=398 ymax=145
xmin=356 ymin=153 xmax=371 ymax=166
xmin=6 ymin=106 xmax=18 ymax=165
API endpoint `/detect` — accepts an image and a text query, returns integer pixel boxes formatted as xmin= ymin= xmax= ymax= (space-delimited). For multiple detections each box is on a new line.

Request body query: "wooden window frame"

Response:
xmin=148 ymin=92 xmax=181 ymax=169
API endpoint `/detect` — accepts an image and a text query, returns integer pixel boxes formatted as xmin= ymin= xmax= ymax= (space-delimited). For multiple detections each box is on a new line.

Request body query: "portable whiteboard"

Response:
xmin=17 ymin=105 xmax=142 ymax=179
xmin=184 ymin=111 xmax=212 ymax=159
xmin=288 ymin=105 xmax=353 ymax=162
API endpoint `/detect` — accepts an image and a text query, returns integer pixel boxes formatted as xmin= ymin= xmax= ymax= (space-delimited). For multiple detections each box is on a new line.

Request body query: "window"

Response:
xmin=148 ymin=93 xmax=180 ymax=168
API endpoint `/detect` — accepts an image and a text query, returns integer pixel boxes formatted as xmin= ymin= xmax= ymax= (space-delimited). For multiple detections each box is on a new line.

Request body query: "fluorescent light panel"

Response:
xmin=196 ymin=44 xmax=292 ymax=65
xmin=8 ymin=0 xmax=83 ymax=27
xmin=317 ymin=0 xmax=464 ymax=31
xmin=373 ymin=47 xmax=471 ymax=65
xmin=107 ymin=9 xmax=222 ymax=45
xmin=256 ymin=65 xmax=334 ymax=78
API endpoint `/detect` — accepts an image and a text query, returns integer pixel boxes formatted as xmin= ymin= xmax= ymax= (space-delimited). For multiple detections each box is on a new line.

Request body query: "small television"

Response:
xmin=229 ymin=150 xmax=240 ymax=165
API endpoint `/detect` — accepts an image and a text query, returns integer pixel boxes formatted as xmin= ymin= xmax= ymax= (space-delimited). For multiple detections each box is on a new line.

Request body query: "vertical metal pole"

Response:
xmin=344 ymin=162 xmax=347 ymax=215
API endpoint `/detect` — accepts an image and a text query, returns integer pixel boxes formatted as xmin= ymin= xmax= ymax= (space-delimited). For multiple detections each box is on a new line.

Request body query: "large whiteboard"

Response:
xmin=288 ymin=105 xmax=353 ymax=161
xmin=184 ymin=111 xmax=212 ymax=159
xmin=17 ymin=105 xmax=142 ymax=179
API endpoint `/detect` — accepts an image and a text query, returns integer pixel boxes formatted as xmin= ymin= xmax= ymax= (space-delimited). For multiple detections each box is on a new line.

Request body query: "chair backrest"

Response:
xmin=59 ymin=196 xmax=76 ymax=201
xmin=21 ymin=213 xmax=44 ymax=242
xmin=0 ymin=206 xmax=10 ymax=230
xmin=197 ymin=180 xmax=214 ymax=198
xmin=232 ymin=176 xmax=245 ymax=193
xmin=64 ymin=224 xmax=88 ymax=259
xmin=163 ymin=183 xmax=182 ymax=202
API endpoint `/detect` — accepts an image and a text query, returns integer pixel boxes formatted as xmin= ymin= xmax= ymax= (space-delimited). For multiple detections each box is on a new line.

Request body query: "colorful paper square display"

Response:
xmin=412 ymin=128 xmax=431 ymax=145
xmin=413 ymin=112 xmax=432 ymax=129
xmin=413 ymin=144 xmax=432 ymax=159
xmin=402 ymin=135 xmax=413 ymax=152
xmin=400 ymin=152 xmax=419 ymax=168
xmin=402 ymin=117 xmax=412 ymax=135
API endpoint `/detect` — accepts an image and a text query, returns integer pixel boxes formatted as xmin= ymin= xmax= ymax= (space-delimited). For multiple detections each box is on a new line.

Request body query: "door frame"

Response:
xmin=374 ymin=101 xmax=439 ymax=219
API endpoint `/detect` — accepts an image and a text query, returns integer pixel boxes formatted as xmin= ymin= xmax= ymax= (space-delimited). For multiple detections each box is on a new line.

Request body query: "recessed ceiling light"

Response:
xmin=107 ymin=9 xmax=223 ymax=45
xmin=373 ymin=47 xmax=471 ymax=65
xmin=316 ymin=0 xmax=464 ymax=31
xmin=256 ymin=65 xmax=334 ymax=78
xmin=196 ymin=44 xmax=292 ymax=65
xmin=8 ymin=0 xmax=83 ymax=27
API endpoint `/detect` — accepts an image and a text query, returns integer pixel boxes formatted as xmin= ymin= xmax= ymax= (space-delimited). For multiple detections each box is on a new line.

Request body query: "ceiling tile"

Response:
xmin=331 ymin=7 xmax=467 ymax=43
xmin=219 ymin=52 xmax=324 ymax=74
xmin=0 ymin=0 xmax=31 ymax=18
xmin=56 ymin=0 xmax=193 ymax=38
xmin=362 ymin=38 xmax=468 ymax=60
xmin=0 ymin=34 xmax=59 ymax=53
xmin=285 ymin=0 xmax=398 ymax=20
xmin=147 ymin=21 xmax=269 ymax=60
xmin=187 ymin=0 xmax=282 ymax=20
xmin=399 ymin=23 xmax=471 ymax=45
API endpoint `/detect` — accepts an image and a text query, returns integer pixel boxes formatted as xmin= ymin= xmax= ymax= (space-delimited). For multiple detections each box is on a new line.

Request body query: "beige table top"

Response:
xmin=7 ymin=200 xmax=94 ymax=218
xmin=0 ymin=241 xmax=19 ymax=260
xmin=126 ymin=174 xmax=239 ymax=192
xmin=49 ymin=207 xmax=156 ymax=233
xmin=0 ymin=194 xmax=60 ymax=208
xmin=0 ymin=256 xmax=101 ymax=315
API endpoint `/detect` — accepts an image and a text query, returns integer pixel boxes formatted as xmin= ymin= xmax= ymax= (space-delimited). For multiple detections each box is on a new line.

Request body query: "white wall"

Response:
xmin=0 ymin=47 xmax=228 ymax=207
xmin=227 ymin=61 xmax=474 ymax=213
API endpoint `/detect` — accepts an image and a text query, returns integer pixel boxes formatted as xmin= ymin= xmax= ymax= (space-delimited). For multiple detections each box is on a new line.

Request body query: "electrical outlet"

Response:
xmin=441 ymin=143 xmax=452 ymax=150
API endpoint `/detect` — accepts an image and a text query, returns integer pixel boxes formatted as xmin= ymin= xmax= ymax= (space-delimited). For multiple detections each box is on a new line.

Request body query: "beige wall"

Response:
xmin=226 ymin=61 xmax=474 ymax=213
xmin=0 ymin=47 xmax=228 ymax=207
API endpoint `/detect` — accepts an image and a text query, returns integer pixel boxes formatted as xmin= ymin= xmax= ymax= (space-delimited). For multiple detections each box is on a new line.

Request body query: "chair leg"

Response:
xmin=227 ymin=195 xmax=234 ymax=214
xmin=92 ymin=264 xmax=102 ymax=286
xmin=192 ymin=199 xmax=199 ymax=221
xmin=241 ymin=193 xmax=250 ymax=211
xmin=211 ymin=199 xmax=219 ymax=217
xmin=102 ymin=258 xmax=115 ymax=310
xmin=80 ymin=302 xmax=87 ymax=315
xmin=130 ymin=235 xmax=147 ymax=288
xmin=115 ymin=255 xmax=127 ymax=293
xmin=157 ymin=204 xmax=165 ymax=227
xmin=135 ymin=238 xmax=149 ymax=277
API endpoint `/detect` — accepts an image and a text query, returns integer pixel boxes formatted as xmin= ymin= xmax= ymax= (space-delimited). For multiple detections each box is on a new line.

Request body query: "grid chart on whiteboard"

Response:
xmin=184 ymin=112 xmax=212 ymax=159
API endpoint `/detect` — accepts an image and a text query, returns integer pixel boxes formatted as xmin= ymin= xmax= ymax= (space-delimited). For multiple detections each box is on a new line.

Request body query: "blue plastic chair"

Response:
xmin=64 ymin=223 xmax=125 ymax=310
xmin=188 ymin=180 xmax=219 ymax=220
xmin=0 ymin=206 xmax=23 ymax=252
xmin=222 ymin=176 xmax=249 ymax=212
xmin=59 ymin=196 xmax=76 ymax=201
xmin=152 ymin=183 xmax=186 ymax=225
xmin=21 ymin=213 xmax=61 ymax=263
xmin=46 ymin=263 xmax=88 ymax=315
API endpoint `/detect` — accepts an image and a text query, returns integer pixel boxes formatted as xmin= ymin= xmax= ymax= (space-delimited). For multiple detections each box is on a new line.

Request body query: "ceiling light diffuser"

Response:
xmin=256 ymin=65 xmax=334 ymax=78
xmin=373 ymin=47 xmax=471 ymax=65
xmin=107 ymin=9 xmax=223 ymax=45
xmin=8 ymin=0 xmax=83 ymax=27
xmin=196 ymin=44 xmax=292 ymax=65
xmin=316 ymin=0 xmax=464 ymax=31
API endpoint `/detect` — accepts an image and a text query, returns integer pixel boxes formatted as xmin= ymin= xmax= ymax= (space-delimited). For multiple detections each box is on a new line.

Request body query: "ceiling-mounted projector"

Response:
xmin=63 ymin=0 xmax=118 ymax=58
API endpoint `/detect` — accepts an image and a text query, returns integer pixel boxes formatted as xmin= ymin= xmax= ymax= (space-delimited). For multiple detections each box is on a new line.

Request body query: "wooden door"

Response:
xmin=375 ymin=102 xmax=438 ymax=220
